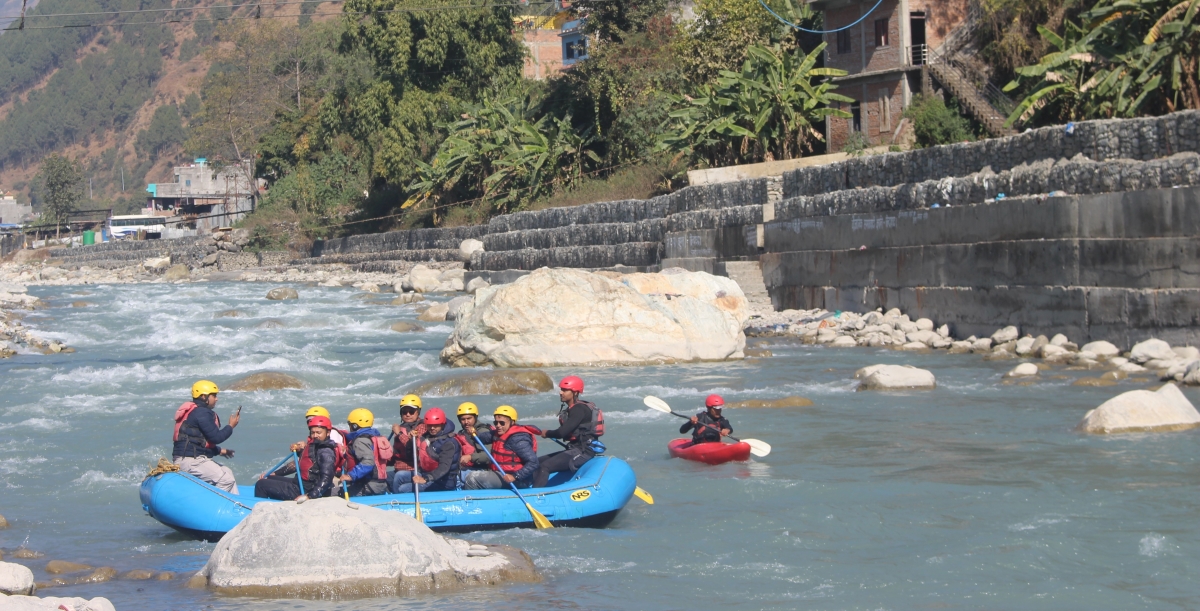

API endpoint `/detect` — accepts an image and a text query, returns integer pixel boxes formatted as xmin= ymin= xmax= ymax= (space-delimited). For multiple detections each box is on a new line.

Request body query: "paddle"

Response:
xmin=412 ymin=438 xmax=422 ymax=523
xmin=642 ymin=396 xmax=772 ymax=457
xmin=259 ymin=454 xmax=292 ymax=480
xmin=549 ymin=437 xmax=655 ymax=505
xmin=291 ymin=451 xmax=306 ymax=502
xmin=473 ymin=433 xmax=554 ymax=529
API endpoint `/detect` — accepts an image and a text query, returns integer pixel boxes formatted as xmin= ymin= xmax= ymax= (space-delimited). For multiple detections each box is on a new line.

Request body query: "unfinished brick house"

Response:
xmin=808 ymin=0 xmax=1014 ymax=151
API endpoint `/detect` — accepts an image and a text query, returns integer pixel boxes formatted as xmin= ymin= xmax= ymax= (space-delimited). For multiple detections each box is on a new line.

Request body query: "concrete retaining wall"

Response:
xmin=783 ymin=110 xmax=1200 ymax=198
xmin=762 ymin=185 xmax=1200 ymax=346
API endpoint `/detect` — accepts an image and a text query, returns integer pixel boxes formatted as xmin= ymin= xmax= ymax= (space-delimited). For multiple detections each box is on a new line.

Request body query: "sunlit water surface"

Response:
xmin=2 ymin=282 xmax=1200 ymax=610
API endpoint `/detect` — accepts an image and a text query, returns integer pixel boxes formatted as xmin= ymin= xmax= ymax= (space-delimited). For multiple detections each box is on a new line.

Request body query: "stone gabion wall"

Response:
xmin=482 ymin=219 xmax=666 ymax=251
xmin=311 ymin=225 xmax=486 ymax=257
xmin=1 ymin=234 xmax=20 ymax=258
xmin=486 ymin=199 xmax=672 ymax=234
xmin=666 ymin=206 xmax=764 ymax=232
xmin=49 ymin=237 xmax=208 ymax=258
xmin=775 ymin=152 xmax=1200 ymax=221
xmin=48 ymin=236 xmax=215 ymax=269
xmin=783 ymin=110 xmax=1200 ymax=199
xmin=471 ymin=242 xmax=663 ymax=270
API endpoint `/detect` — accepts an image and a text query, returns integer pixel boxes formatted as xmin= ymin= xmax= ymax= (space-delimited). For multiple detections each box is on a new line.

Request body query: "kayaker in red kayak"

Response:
xmin=679 ymin=394 xmax=732 ymax=444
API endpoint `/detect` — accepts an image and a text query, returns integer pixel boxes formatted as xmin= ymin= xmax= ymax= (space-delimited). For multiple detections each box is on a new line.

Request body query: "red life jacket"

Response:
xmin=343 ymin=435 xmax=393 ymax=480
xmin=559 ymin=399 xmax=604 ymax=441
xmin=173 ymin=402 xmax=218 ymax=448
xmin=297 ymin=437 xmax=345 ymax=481
xmin=491 ymin=425 xmax=540 ymax=473
xmin=415 ymin=437 xmax=440 ymax=473
xmin=454 ymin=432 xmax=476 ymax=457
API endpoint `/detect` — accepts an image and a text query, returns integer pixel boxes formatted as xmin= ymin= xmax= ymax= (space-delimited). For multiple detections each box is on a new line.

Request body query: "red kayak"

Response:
xmin=667 ymin=438 xmax=752 ymax=465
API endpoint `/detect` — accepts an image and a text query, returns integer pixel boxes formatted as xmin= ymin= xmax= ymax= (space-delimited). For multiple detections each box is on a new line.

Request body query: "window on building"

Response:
xmin=875 ymin=19 xmax=889 ymax=47
xmin=879 ymin=89 xmax=891 ymax=132
xmin=837 ymin=29 xmax=852 ymax=54
xmin=850 ymin=102 xmax=862 ymax=132
xmin=564 ymin=41 xmax=575 ymax=60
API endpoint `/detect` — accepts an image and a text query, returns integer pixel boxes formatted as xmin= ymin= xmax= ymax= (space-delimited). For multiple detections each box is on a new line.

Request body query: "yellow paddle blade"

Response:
xmin=415 ymin=506 xmax=422 ymax=523
xmin=634 ymin=486 xmax=655 ymax=505
xmin=526 ymin=503 xmax=554 ymax=529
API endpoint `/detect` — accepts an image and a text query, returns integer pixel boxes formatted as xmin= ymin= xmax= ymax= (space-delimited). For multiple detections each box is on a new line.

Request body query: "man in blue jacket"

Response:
xmin=338 ymin=408 xmax=389 ymax=496
xmin=172 ymin=380 xmax=240 ymax=493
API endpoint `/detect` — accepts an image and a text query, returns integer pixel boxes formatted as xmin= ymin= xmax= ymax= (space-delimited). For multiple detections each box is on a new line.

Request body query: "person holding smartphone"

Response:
xmin=172 ymin=380 xmax=240 ymax=493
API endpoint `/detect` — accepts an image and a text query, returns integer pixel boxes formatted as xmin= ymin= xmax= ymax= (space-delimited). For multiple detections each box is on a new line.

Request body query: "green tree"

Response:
xmin=136 ymin=104 xmax=186 ymax=158
xmin=905 ymin=95 xmax=976 ymax=146
xmin=657 ymin=43 xmax=851 ymax=168
xmin=36 ymin=154 xmax=84 ymax=238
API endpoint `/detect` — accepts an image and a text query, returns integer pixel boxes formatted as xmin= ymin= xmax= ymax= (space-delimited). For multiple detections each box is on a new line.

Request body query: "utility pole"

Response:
xmin=89 ymin=177 xmax=93 ymax=199
xmin=121 ymin=166 xmax=125 ymax=192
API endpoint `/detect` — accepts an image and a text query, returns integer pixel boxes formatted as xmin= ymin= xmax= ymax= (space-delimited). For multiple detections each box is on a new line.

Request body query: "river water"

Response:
xmin=3 ymin=282 xmax=1200 ymax=610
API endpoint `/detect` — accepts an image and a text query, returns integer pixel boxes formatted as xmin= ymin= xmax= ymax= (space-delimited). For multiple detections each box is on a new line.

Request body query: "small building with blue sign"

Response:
xmin=560 ymin=19 xmax=588 ymax=66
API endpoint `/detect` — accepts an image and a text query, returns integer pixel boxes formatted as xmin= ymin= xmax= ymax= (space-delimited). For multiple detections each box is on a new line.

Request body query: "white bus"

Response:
xmin=108 ymin=215 xmax=168 ymax=239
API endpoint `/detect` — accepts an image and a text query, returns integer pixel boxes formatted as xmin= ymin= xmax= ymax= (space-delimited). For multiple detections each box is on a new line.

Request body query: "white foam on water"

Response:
xmin=1008 ymin=516 xmax=1067 ymax=532
xmin=534 ymin=554 xmax=637 ymax=574
xmin=1139 ymin=533 xmax=1170 ymax=557
xmin=74 ymin=468 xmax=142 ymax=487
xmin=0 ymin=418 xmax=71 ymax=431
xmin=0 ymin=456 xmax=47 ymax=476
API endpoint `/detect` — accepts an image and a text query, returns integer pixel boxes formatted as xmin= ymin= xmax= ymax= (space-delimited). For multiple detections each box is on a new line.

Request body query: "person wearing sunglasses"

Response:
xmin=680 ymin=394 xmax=732 ymax=444
xmin=388 ymin=394 xmax=425 ymax=493
xmin=463 ymin=405 xmax=540 ymax=490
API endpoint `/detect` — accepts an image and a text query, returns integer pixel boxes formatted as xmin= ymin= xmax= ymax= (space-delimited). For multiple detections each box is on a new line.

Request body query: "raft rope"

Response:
xmin=144 ymin=457 xmax=180 ymax=479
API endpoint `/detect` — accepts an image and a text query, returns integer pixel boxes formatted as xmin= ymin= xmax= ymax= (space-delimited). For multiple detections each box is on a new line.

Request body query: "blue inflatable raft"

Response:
xmin=140 ymin=456 xmax=637 ymax=540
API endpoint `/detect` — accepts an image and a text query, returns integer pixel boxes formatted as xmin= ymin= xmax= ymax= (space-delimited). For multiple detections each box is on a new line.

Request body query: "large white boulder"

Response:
xmin=0 ymin=561 xmax=35 ymax=595
xmin=459 ymin=239 xmax=484 ymax=262
xmin=191 ymin=498 xmax=537 ymax=597
xmin=1130 ymin=338 xmax=1175 ymax=364
xmin=407 ymin=265 xmax=442 ymax=293
xmin=1005 ymin=362 xmax=1039 ymax=378
xmin=854 ymin=364 xmax=937 ymax=391
xmin=1081 ymin=340 xmax=1121 ymax=357
xmin=142 ymin=256 xmax=171 ymax=272
xmin=991 ymin=326 xmax=1019 ymax=344
xmin=441 ymin=268 xmax=748 ymax=368
xmin=0 ymin=596 xmax=116 ymax=611
xmin=1078 ymin=383 xmax=1200 ymax=434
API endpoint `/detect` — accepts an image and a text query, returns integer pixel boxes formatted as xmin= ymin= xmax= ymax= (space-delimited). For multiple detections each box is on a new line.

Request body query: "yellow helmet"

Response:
xmin=399 ymin=394 xmax=422 ymax=409
xmin=457 ymin=402 xmax=479 ymax=417
xmin=494 ymin=405 xmax=518 ymax=421
xmin=192 ymin=380 xmax=219 ymax=398
xmin=306 ymin=406 xmax=330 ymax=419
xmin=347 ymin=408 xmax=374 ymax=428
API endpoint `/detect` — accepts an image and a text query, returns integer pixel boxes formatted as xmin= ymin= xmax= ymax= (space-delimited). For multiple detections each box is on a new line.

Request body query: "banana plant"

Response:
xmin=657 ymin=43 xmax=852 ymax=168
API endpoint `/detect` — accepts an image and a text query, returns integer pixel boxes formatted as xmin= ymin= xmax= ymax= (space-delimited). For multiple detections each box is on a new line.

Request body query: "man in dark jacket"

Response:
xmin=465 ymin=405 xmax=540 ymax=489
xmin=396 ymin=408 xmax=461 ymax=493
xmin=533 ymin=375 xmax=598 ymax=488
xmin=172 ymin=380 xmax=240 ymax=493
xmin=255 ymin=416 xmax=340 ymax=500
xmin=680 ymin=394 xmax=732 ymax=443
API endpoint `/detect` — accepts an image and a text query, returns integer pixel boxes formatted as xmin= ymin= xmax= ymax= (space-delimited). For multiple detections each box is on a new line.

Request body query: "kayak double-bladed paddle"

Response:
xmin=473 ymin=433 xmax=554 ymax=529
xmin=642 ymin=396 xmax=772 ymax=457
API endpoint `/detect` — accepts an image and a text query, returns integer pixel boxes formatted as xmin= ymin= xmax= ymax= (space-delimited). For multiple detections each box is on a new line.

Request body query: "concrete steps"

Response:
xmin=927 ymin=61 xmax=1015 ymax=138
xmin=724 ymin=260 xmax=773 ymax=314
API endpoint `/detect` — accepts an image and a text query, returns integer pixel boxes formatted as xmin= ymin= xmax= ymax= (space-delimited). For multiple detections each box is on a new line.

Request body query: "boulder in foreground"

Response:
xmin=227 ymin=372 xmax=307 ymax=392
xmin=855 ymin=364 xmax=936 ymax=391
xmin=407 ymin=370 xmax=553 ymax=397
xmin=441 ymin=268 xmax=748 ymax=367
xmin=0 ymin=595 xmax=116 ymax=611
xmin=191 ymin=498 xmax=538 ymax=598
xmin=1078 ymin=383 xmax=1200 ymax=434
xmin=0 ymin=560 xmax=35 ymax=595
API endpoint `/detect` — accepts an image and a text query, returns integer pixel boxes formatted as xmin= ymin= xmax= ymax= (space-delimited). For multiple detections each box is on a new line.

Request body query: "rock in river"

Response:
xmin=0 ymin=513 xmax=7 ymax=529
xmin=266 ymin=287 xmax=299 ymax=301
xmin=190 ymin=497 xmax=538 ymax=598
xmin=1078 ymin=383 xmax=1200 ymax=434
xmin=1004 ymin=363 xmax=1039 ymax=378
xmin=44 ymin=560 xmax=91 ymax=574
xmin=407 ymin=370 xmax=554 ymax=397
xmin=855 ymin=364 xmax=937 ymax=391
xmin=0 ymin=561 xmax=34 ymax=595
xmin=390 ymin=322 xmax=424 ymax=333
xmin=725 ymin=396 xmax=813 ymax=409
xmin=1130 ymin=338 xmax=1174 ymax=364
xmin=227 ymin=372 xmax=307 ymax=392
xmin=441 ymin=268 xmax=748 ymax=368
xmin=1081 ymin=340 xmax=1120 ymax=358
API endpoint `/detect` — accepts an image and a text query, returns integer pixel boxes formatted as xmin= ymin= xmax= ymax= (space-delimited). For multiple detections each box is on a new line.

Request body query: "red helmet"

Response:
xmin=559 ymin=375 xmax=584 ymax=393
xmin=423 ymin=408 xmax=447 ymax=425
xmin=308 ymin=415 xmax=333 ymax=430
xmin=705 ymin=394 xmax=725 ymax=408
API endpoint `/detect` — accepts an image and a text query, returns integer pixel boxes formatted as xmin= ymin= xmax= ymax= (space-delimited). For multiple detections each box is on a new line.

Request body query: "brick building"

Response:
xmin=809 ymin=0 xmax=978 ymax=151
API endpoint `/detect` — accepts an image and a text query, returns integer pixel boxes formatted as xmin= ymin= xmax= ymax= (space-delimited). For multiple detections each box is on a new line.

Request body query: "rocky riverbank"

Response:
xmin=0 ymin=282 xmax=69 ymax=357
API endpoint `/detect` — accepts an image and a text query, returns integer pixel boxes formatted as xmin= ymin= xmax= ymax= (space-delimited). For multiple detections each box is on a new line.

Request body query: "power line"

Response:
xmin=757 ymin=0 xmax=884 ymax=34
xmin=0 ymin=0 xmax=567 ymax=20
xmin=1 ymin=0 xmax=596 ymax=29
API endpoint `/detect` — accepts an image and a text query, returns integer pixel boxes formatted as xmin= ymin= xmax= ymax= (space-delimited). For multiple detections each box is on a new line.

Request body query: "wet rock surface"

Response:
xmin=407 ymin=370 xmax=554 ymax=397
xmin=0 ymin=595 xmax=116 ymax=611
xmin=855 ymin=365 xmax=937 ymax=391
xmin=1079 ymin=383 xmax=1200 ymax=434
xmin=0 ymin=561 xmax=35 ymax=595
xmin=227 ymin=372 xmax=307 ymax=391
xmin=192 ymin=498 xmax=538 ymax=598
xmin=266 ymin=287 xmax=299 ymax=301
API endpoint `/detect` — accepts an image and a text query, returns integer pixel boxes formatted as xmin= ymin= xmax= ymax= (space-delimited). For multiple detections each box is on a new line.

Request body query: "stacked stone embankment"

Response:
xmin=762 ymin=110 xmax=1200 ymax=348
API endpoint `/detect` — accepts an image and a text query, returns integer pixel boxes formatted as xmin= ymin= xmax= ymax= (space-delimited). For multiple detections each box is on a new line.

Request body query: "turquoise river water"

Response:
xmin=2 ymin=282 xmax=1200 ymax=610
